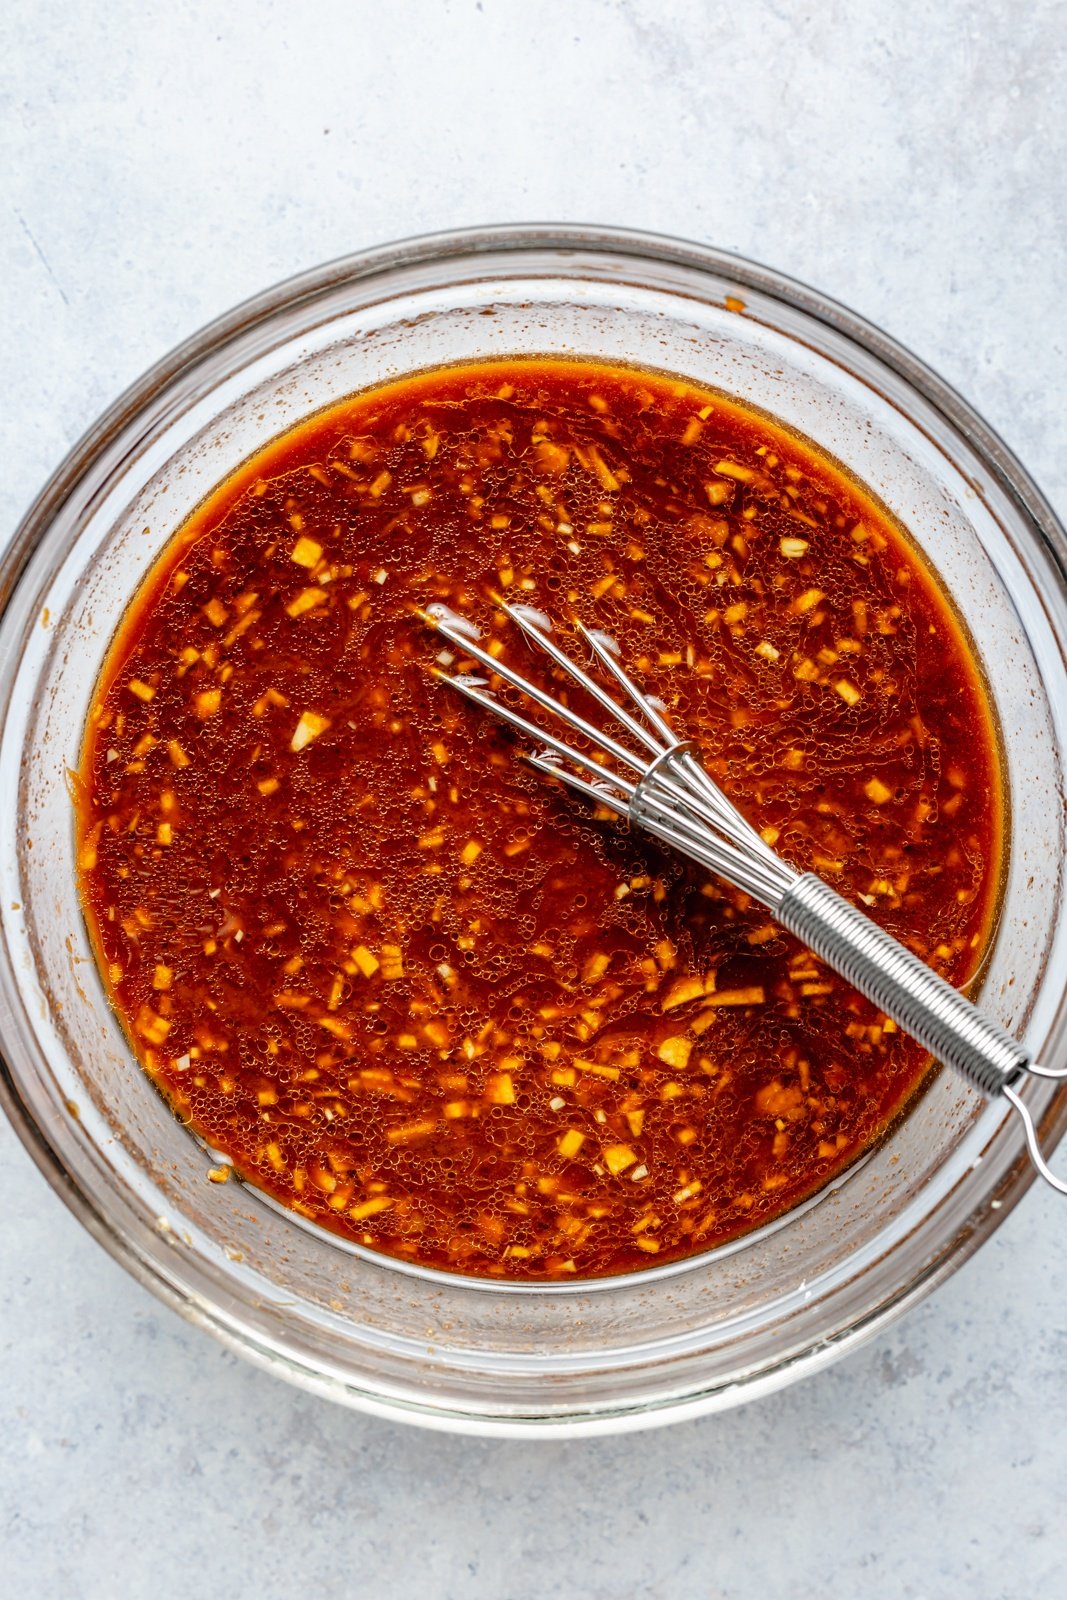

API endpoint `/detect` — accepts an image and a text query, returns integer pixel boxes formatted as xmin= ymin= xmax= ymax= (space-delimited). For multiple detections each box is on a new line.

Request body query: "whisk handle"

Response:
xmin=777 ymin=873 xmax=1028 ymax=1097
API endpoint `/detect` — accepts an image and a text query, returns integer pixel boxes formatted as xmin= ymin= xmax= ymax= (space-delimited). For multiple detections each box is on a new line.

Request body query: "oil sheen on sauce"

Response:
xmin=75 ymin=359 xmax=1004 ymax=1280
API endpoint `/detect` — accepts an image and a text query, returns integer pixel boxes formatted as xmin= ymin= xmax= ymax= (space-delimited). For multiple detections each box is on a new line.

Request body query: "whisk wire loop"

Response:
xmin=424 ymin=600 xmax=1067 ymax=1198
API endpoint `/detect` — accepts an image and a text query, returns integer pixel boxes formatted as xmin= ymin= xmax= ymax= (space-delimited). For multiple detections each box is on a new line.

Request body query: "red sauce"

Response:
xmin=75 ymin=359 xmax=1003 ymax=1279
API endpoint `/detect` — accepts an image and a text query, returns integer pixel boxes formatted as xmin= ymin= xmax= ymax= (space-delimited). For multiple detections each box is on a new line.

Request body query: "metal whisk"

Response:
xmin=423 ymin=598 xmax=1067 ymax=1197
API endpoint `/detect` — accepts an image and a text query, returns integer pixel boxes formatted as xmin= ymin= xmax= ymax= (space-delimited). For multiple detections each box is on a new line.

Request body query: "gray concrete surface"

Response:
xmin=2 ymin=2 xmax=1065 ymax=1595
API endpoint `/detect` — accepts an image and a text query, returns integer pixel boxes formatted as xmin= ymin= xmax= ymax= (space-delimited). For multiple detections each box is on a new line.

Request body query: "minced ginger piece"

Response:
xmin=706 ymin=987 xmax=766 ymax=1010
xmin=661 ymin=975 xmax=704 ymax=1011
xmin=574 ymin=1059 xmax=620 ymax=1082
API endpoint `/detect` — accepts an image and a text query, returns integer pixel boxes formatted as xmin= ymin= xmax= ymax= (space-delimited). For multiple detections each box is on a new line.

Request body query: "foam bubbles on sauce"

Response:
xmin=75 ymin=359 xmax=1003 ymax=1280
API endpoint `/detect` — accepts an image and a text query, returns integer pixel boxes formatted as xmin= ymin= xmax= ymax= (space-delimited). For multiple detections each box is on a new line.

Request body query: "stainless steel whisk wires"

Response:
xmin=423 ymin=597 xmax=1067 ymax=1198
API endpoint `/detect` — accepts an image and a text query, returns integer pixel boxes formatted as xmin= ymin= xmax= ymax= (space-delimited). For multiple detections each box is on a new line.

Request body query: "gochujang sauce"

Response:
xmin=76 ymin=359 xmax=1003 ymax=1279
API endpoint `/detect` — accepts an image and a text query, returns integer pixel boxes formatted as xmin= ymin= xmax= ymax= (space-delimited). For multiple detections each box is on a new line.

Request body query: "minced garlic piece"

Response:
xmin=135 ymin=1005 xmax=171 ymax=1046
xmin=656 ymin=1036 xmax=692 ymax=1070
xmin=386 ymin=1119 xmax=436 ymax=1144
xmin=792 ymin=587 xmax=825 ymax=615
xmin=834 ymin=678 xmax=862 ymax=706
xmin=380 ymin=944 xmax=404 ymax=980
xmin=713 ymin=460 xmax=754 ymax=482
xmin=290 ymin=710 xmax=330 ymax=751
xmin=352 ymin=944 xmax=380 ymax=978
xmin=603 ymin=1144 xmax=637 ymax=1175
xmin=291 ymin=535 xmax=323 ymax=568
xmin=286 ymin=586 xmax=327 ymax=617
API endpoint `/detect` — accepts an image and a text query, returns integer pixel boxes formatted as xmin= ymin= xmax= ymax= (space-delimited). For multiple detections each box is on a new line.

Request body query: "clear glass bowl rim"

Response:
xmin=2 ymin=221 xmax=1066 ymax=1436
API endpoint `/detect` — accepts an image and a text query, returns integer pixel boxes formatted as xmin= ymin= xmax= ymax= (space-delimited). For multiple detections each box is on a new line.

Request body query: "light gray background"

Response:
xmin=2 ymin=2 xmax=1065 ymax=1596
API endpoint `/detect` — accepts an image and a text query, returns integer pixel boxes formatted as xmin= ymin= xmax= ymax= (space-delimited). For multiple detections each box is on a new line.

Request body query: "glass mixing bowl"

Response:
xmin=2 ymin=225 xmax=1066 ymax=1436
